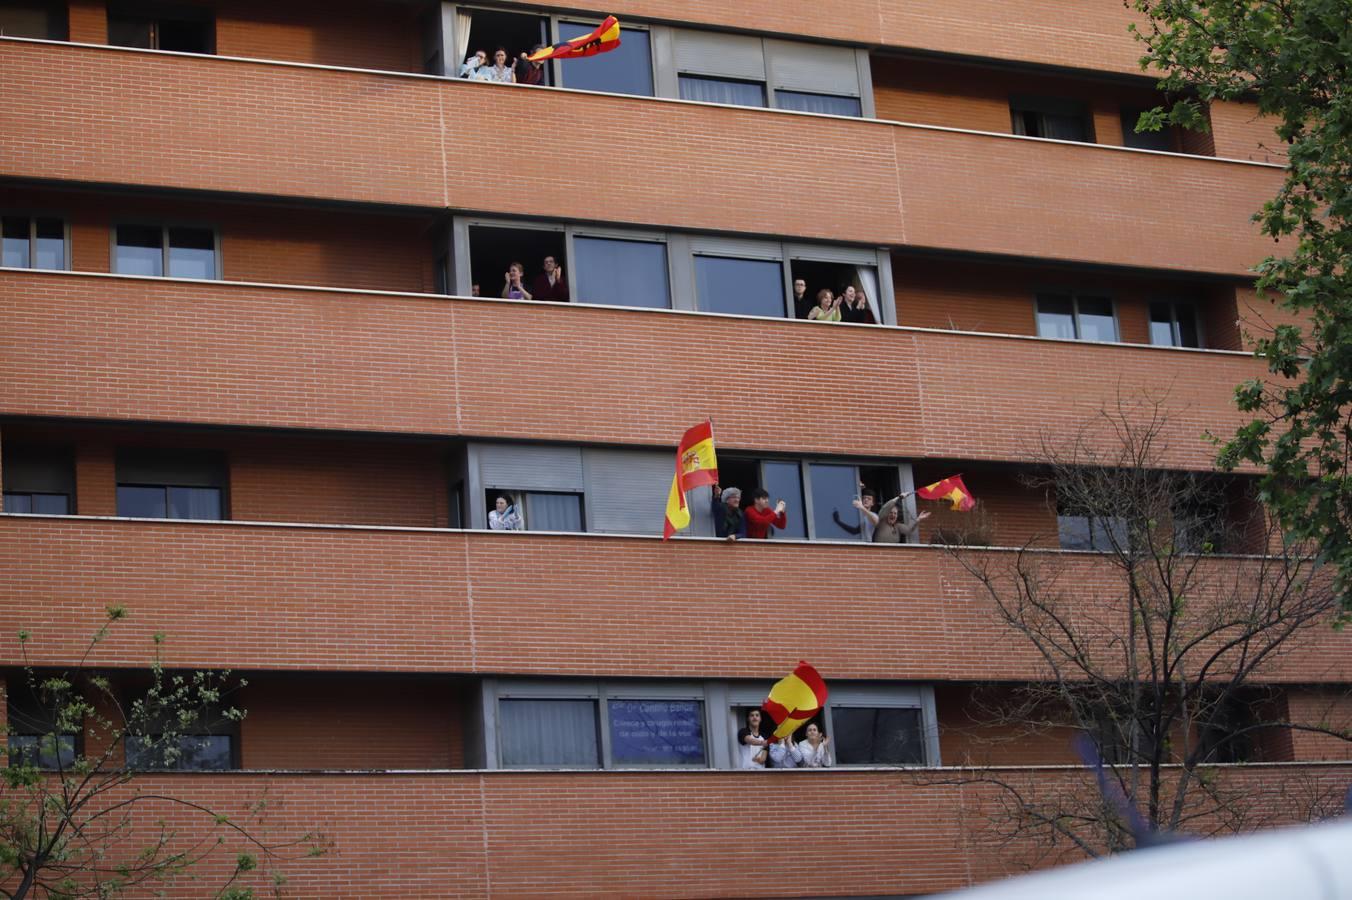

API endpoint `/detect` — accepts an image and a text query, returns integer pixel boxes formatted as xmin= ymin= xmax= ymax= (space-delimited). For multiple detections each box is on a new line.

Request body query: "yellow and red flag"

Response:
xmin=916 ymin=474 xmax=977 ymax=511
xmin=662 ymin=420 xmax=718 ymax=540
xmin=762 ymin=661 xmax=828 ymax=743
xmin=527 ymin=16 xmax=621 ymax=62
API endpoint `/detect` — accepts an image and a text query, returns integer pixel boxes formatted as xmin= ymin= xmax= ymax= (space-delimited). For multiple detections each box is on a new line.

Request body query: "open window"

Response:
xmin=467 ymin=224 xmax=567 ymax=301
xmin=1010 ymin=95 xmax=1093 ymax=143
xmin=452 ymin=7 xmax=551 ymax=85
xmin=481 ymin=488 xmax=583 ymax=532
xmin=789 ymin=258 xmax=880 ymax=324
xmin=108 ymin=2 xmax=214 ymax=53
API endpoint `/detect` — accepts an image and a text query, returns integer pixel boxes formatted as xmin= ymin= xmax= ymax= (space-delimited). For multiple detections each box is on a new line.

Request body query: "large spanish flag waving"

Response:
xmin=762 ymin=661 xmax=829 ymax=743
xmin=916 ymin=474 xmax=977 ymax=511
xmin=527 ymin=16 xmax=621 ymax=62
xmin=662 ymin=420 xmax=719 ymax=539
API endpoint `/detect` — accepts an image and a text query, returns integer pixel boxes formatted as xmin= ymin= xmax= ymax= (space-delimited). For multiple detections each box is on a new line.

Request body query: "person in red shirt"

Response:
xmin=742 ymin=488 xmax=788 ymax=539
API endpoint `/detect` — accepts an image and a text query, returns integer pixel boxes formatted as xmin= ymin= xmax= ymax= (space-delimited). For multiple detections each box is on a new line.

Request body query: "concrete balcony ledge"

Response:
xmin=1 ymin=269 xmax=1269 ymax=469
xmin=1 ymin=37 xmax=1284 ymax=275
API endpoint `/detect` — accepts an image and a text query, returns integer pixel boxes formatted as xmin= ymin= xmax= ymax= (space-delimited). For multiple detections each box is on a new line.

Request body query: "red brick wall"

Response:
xmin=1285 ymin=689 xmax=1352 ymax=761
xmin=240 ymin=674 xmax=466 ymax=769
xmin=911 ymin=464 xmax=1057 ymax=548
xmin=935 ymin=684 xmax=1082 ymax=765
xmin=0 ymin=272 xmax=1276 ymax=471
xmin=3 ymin=185 xmax=437 ymax=292
xmin=1211 ymin=100 xmax=1288 ymax=164
xmin=4 ymin=518 xmax=1348 ymax=684
xmin=27 ymin=765 xmax=1352 ymax=898
xmin=894 ymin=255 xmax=1245 ymax=350
xmin=214 ymin=0 xmax=424 ymax=72
xmin=0 ymin=40 xmax=1287 ymax=275
xmin=1 ymin=422 xmax=451 ymax=526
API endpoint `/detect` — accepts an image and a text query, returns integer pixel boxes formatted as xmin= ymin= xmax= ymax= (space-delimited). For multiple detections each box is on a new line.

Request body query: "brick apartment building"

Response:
xmin=1 ymin=0 xmax=1349 ymax=896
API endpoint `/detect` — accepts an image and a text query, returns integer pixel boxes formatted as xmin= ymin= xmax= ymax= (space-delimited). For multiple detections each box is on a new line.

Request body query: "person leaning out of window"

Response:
xmin=807 ymin=288 xmax=842 ymax=322
xmin=488 ymin=495 xmax=523 ymax=531
xmin=859 ymin=491 xmax=930 ymax=543
xmin=711 ymin=485 xmax=746 ymax=540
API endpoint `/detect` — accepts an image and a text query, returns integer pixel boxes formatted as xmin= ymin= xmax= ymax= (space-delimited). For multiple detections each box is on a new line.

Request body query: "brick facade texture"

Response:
xmin=0 ymin=40 xmax=1287 ymax=276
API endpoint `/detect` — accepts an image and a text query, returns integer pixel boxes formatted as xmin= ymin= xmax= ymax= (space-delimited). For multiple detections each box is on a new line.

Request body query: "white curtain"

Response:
xmin=526 ymin=492 xmax=583 ymax=532
xmin=855 ymin=264 xmax=881 ymax=324
xmin=454 ymin=9 xmax=472 ymax=74
xmin=499 ymin=699 xmax=599 ymax=766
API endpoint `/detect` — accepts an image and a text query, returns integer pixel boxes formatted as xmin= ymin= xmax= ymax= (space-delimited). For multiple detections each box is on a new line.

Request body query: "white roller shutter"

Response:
xmin=583 ymin=448 xmax=671 ymax=535
xmin=765 ymin=39 xmax=861 ymax=96
xmin=476 ymin=444 xmax=584 ymax=492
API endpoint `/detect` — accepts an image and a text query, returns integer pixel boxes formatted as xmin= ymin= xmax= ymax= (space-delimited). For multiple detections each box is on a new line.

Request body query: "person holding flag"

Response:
xmin=855 ymin=491 xmax=930 ymax=543
xmin=662 ymin=420 xmax=718 ymax=539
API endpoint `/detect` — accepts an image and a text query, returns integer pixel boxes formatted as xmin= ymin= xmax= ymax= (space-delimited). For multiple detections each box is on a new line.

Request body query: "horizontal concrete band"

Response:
xmin=0 ymin=270 xmax=1269 ymax=470
xmin=0 ymin=39 xmax=1283 ymax=276
xmin=4 ymin=517 xmax=1346 ymax=681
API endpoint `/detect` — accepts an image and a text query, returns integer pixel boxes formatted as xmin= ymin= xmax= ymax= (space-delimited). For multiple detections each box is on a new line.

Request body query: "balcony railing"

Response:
xmin=0 ymin=38 xmax=1283 ymax=275
xmin=3 ymin=516 xmax=1346 ymax=681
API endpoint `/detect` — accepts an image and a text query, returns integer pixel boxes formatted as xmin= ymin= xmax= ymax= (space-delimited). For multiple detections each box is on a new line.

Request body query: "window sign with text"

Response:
xmin=607 ymin=699 xmax=705 ymax=766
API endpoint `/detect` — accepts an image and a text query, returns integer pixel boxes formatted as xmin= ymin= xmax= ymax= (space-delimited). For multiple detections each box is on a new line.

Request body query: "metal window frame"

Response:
xmin=1034 ymin=289 xmax=1121 ymax=343
xmin=1 ymin=212 xmax=72 ymax=270
xmin=484 ymin=678 xmax=712 ymax=770
xmin=550 ymin=15 xmax=655 ymax=96
xmin=111 ymin=221 xmax=223 ymax=280
xmin=1149 ymin=298 xmax=1205 ymax=349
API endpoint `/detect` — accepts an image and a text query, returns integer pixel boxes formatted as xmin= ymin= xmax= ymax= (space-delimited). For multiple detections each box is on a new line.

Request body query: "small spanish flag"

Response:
xmin=916 ymin=474 xmax=977 ymax=511
xmin=527 ymin=16 xmax=621 ymax=62
xmin=762 ymin=661 xmax=828 ymax=743
xmin=662 ymin=420 xmax=719 ymax=540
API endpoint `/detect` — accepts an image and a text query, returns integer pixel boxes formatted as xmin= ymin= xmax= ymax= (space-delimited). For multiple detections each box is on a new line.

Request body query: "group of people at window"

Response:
xmin=738 ymin=709 xmax=833 ymax=768
xmin=792 ymin=278 xmax=876 ymax=324
xmin=459 ymin=46 xmax=548 ymax=85
xmin=712 ymin=483 xmax=928 ymax=542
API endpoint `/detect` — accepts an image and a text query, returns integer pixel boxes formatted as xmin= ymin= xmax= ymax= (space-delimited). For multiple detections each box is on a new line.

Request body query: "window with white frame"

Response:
xmin=1148 ymin=300 xmax=1202 ymax=348
xmin=114 ymin=224 xmax=219 ymax=279
xmin=1035 ymin=292 xmax=1118 ymax=342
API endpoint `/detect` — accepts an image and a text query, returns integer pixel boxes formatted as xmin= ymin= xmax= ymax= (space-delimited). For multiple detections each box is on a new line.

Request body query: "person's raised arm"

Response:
xmin=833 ymin=508 xmax=862 ymax=536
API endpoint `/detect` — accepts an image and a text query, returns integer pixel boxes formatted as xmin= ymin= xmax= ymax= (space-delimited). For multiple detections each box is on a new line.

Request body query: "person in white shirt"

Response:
xmin=798 ymin=723 xmax=833 ymax=767
xmin=737 ymin=709 xmax=769 ymax=769
xmin=768 ymin=736 xmax=803 ymax=768
xmin=488 ymin=495 xmax=523 ymax=531
xmin=479 ymin=47 xmax=515 ymax=83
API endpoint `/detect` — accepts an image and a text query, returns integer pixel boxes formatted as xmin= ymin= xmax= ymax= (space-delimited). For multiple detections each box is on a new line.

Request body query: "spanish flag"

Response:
xmin=527 ymin=16 xmax=621 ymax=62
xmin=916 ymin=474 xmax=977 ymax=511
xmin=762 ymin=661 xmax=828 ymax=743
xmin=662 ymin=420 xmax=719 ymax=540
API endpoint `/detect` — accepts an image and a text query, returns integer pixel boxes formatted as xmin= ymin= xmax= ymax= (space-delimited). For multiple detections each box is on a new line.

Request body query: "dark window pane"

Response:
xmin=3 ymin=493 xmax=32 ymax=513
xmin=608 ymin=699 xmax=705 ymax=766
xmin=107 ymin=14 xmax=153 ymax=48
xmin=809 ymin=462 xmax=861 ymax=540
xmin=1076 ymin=296 xmax=1117 ymax=342
xmin=678 ymin=75 xmax=765 ymax=108
xmin=157 ymin=17 xmax=211 ymax=53
xmin=1175 ymin=306 xmax=1200 ymax=348
xmin=117 ymin=485 xmax=167 ymax=518
xmin=9 ymin=734 xmax=77 ymax=769
xmin=0 ymin=1 xmax=63 ymax=39
xmin=33 ymin=218 xmax=64 ymax=270
xmin=30 ymin=493 xmax=70 ymax=515
xmin=499 ymin=699 xmax=599 ymax=767
xmin=694 ymin=256 xmax=784 ymax=318
xmin=1091 ymin=515 xmax=1128 ymax=550
xmin=775 ymin=90 xmax=862 ymax=117
xmin=525 ymin=492 xmax=582 ymax=532
xmin=3 ymin=217 xmax=30 ymax=268
xmin=761 ymin=460 xmax=806 ymax=539
xmin=1149 ymin=302 xmax=1176 ymax=346
xmin=168 ymin=486 xmax=222 ymax=520
xmin=1058 ymin=514 xmax=1093 ymax=550
xmin=115 ymin=225 xmax=163 ymax=276
xmin=167 ymin=227 xmax=215 ymax=279
xmin=125 ymin=735 xmax=233 ymax=770
xmin=1043 ymin=112 xmax=1088 ymax=142
xmin=574 ymin=236 xmax=670 ymax=309
xmin=834 ymin=707 xmax=924 ymax=765
xmin=559 ymin=23 xmax=652 ymax=96
xmin=1036 ymin=295 xmax=1075 ymax=340
xmin=1121 ymin=110 xmax=1174 ymax=152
